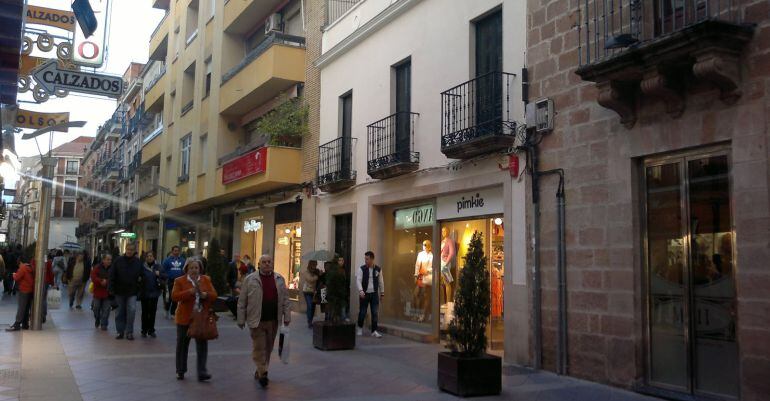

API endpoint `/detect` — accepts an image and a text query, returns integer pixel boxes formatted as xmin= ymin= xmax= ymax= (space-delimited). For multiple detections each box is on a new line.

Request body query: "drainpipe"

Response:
xmin=530 ymin=147 xmax=542 ymax=370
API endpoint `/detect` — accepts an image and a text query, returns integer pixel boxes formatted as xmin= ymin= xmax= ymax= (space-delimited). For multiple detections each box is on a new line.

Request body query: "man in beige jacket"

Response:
xmin=237 ymin=254 xmax=291 ymax=388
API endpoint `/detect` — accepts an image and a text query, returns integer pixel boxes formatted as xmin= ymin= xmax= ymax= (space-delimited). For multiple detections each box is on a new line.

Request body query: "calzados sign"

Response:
xmin=31 ymin=59 xmax=122 ymax=98
xmin=26 ymin=5 xmax=76 ymax=31
xmin=15 ymin=109 xmax=70 ymax=132
xmin=222 ymin=147 xmax=268 ymax=185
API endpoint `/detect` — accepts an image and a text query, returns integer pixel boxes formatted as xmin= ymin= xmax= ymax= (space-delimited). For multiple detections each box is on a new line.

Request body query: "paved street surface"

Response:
xmin=0 ymin=292 xmax=661 ymax=401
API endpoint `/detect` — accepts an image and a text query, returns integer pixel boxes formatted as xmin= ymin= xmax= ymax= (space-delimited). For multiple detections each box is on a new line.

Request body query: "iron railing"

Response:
xmin=318 ymin=136 xmax=357 ymax=187
xmin=367 ymin=112 xmax=419 ymax=174
xmin=578 ymin=0 xmax=743 ymax=66
xmin=221 ymin=32 xmax=306 ymax=85
xmin=181 ymin=101 xmax=194 ymax=115
xmin=326 ymin=0 xmax=362 ymax=25
xmin=440 ymin=71 xmax=517 ymax=150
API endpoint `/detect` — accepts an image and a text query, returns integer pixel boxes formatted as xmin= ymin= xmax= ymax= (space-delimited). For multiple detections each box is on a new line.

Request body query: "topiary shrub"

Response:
xmin=206 ymin=238 xmax=228 ymax=296
xmin=447 ymin=231 xmax=490 ymax=357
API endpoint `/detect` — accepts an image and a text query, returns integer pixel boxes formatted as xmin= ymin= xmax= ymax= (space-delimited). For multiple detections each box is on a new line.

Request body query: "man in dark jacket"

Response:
xmin=109 ymin=243 xmax=143 ymax=340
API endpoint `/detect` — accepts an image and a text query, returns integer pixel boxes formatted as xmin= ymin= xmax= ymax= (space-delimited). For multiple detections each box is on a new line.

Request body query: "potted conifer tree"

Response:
xmin=437 ymin=231 xmax=502 ymax=396
xmin=312 ymin=259 xmax=356 ymax=350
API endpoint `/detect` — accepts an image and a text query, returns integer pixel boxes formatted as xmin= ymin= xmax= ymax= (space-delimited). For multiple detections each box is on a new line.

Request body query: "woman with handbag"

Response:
xmin=301 ymin=260 xmax=320 ymax=328
xmin=140 ymin=252 xmax=165 ymax=338
xmin=171 ymin=259 xmax=217 ymax=382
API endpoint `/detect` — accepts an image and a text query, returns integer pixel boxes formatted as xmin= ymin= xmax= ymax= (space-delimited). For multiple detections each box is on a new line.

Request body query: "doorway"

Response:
xmin=643 ymin=149 xmax=737 ymax=398
xmin=474 ymin=9 xmax=503 ymax=132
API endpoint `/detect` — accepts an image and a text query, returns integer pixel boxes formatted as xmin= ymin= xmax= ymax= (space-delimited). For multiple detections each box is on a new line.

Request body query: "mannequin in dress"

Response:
xmin=440 ymin=227 xmax=455 ymax=303
xmin=414 ymin=240 xmax=433 ymax=322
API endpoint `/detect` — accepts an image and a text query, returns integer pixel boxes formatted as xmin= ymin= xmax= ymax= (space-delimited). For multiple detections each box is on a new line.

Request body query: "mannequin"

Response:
xmin=440 ymin=227 xmax=455 ymax=303
xmin=413 ymin=239 xmax=433 ymax=322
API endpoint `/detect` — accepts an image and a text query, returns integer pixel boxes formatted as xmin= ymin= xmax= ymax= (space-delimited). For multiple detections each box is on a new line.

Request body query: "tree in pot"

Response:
xmin=204 ymin=239 xmax=230 ymax=314
xmin=438 ymin=231 xmax=501 ymax=397
xmin=313 ymin=259 xmax=356 ymax=350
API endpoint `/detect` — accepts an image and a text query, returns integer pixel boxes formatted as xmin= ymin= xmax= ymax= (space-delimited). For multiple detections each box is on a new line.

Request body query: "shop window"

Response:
xmin=240 ymin=214 xmax=264 ymax=264
xmin=274 ymin=223 xmax=301 ymax=300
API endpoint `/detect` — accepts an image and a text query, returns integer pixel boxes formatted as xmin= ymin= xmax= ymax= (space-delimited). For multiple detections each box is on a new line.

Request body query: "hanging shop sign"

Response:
xmin=73 ymin=0 xmax=110 ymax=67
xmin=26 ymin=5 xmax=76 ymax=31
xmin=31 ymin=59 xmax=123 ymax=98
xmin=436 ymin=187 xmax=504 ymax=220
xmin=119 ymin=232 xmax=137 ymax=239
xmin=15 ymin=108 xmax=70 ymax=132
xmin=243 ymin=219 xmax=263 ymax=233
xmin=395 ymin=204 xmax=435 ymax=230
xmin=222 ymin=147 xmax=267 ymax=185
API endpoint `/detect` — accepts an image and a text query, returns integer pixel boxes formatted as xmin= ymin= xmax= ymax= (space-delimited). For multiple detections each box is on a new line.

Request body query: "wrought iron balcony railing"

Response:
xmin=367 ymin=112 xmax=419 ymax=179
xmin=440 ymin=71 xmax=517 ymax=159
xmin=318 ymin=136 xmax=357 ymax=192
xmin=326 ymin=0 xmax=363 ymax=25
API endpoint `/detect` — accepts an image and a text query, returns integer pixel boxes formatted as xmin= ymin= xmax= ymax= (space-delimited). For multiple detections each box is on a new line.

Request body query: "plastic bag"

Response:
xmin=278 ymin=325 xmax=290 ymax=364
xmin=47 ymin=288 xmax=61 ymax=310
xmin=87 ymin=282 xmax=94 ymax=294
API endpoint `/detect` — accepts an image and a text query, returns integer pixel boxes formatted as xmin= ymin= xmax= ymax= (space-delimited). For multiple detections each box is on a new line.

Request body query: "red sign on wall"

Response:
xmin=509 ymin=154 xmax=520 ymax=178
xmin=222 ymin=147 xmax=268 ymax=185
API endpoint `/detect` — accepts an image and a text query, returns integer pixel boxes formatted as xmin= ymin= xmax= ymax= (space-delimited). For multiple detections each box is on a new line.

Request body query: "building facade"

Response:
xmin=10 ymin=156 xmax=42 ymax=247
xmin=309 ymin=0 xmax=529 ymax=359
xmin=526 ymin=0 xmax=770 ymax=400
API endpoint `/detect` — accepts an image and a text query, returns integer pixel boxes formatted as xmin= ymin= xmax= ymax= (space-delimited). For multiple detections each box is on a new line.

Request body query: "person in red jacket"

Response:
xmin=41 ymin=254 xmax=55 ymax=323
xmin=6 ymin=257 xmax=35 ymax=331
xmin=90 ymin=254 xmax=113 ymax=330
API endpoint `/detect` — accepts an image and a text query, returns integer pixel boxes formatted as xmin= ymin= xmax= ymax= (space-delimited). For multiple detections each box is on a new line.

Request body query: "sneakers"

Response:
xmin=356 ymin=327 xmax=363 ymax=336
xmin=371 ymin=330 xmax=383 ymax=338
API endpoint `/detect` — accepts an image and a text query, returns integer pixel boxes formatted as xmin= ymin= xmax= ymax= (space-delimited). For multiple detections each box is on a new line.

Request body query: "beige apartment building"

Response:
xmin=136 ymin=0 xmax=307 ymax=288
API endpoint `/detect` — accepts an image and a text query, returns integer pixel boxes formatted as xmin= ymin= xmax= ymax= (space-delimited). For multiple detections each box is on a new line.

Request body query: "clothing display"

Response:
xmin=414 ymin=250 xmax=433 ymax=287
xmin=491 ymin=267 xmax=503 ymax=318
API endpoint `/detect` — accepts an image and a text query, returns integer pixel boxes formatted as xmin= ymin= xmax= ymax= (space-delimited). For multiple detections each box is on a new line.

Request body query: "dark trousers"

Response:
xmin=14 ymin=291 xmax=33 ymax=328
xmin=166 ymin=281 xmax=178 ymax=315
xmin=357 ymin=292 xmax=380 ymax=332
xmin=176 ymin=324 xmax=208 ymax=376
xmin=141 ymin=297 xmax=159 ymax=334
xmin=303 ymin=292 xmax=316 ymax=326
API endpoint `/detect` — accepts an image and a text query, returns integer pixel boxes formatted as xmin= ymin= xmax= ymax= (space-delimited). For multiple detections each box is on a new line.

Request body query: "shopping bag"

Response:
xmin=47 ymin=288 xmax=62 ymax=310
xmin=278 ymin=325 xmax=290 ymax=364
xmin=87 ymin=282 xmax=94 ymax=294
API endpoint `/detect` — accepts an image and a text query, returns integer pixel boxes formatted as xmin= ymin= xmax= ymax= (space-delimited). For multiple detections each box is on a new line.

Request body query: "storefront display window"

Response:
xmin=274 ymin=222 xmax=302 ymax=301
xmin=180 ymin=228 xmax=197 ymax=257
xmin=239 ymin=215 xmax=264 ymax=265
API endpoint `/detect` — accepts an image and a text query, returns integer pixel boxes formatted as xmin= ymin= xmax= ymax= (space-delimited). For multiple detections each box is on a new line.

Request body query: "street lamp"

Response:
xmin=156 ymin=184 xmax=176 ymax=259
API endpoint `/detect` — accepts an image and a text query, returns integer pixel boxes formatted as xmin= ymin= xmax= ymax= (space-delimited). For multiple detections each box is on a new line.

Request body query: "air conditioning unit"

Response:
xmin=264 ymin=14 xmax=282 ymax=34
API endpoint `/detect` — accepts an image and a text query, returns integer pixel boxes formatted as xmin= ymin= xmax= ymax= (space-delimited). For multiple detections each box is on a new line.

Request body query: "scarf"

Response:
xmin=187 ymin=274 xmax=202 ymax=311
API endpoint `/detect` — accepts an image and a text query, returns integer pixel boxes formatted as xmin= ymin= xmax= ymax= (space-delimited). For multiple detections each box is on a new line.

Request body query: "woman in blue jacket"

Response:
xmin=139 ymin=251 xmax=165 ymax=338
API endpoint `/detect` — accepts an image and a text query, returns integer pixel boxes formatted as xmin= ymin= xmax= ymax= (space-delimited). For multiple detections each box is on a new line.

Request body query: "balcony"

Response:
xmin=224 ymin=0 xmax=285 ymax=35
xmin=142 ymin=130 xmax=162 ymax=163
xmin=440 ymin=72 xmax=518 ymax=159
xmin=144 ymin=65 xmax=166 ymax=113
xmin=575 ymin=0 xmax=754 ymax=128
xmin=220 ymin=32 xmax=306 ymax=116
xmin=326 ymin=0 xmax=364 ymax=25
xmin=98 ymin=207 xmax=117 ymax=228
xmin=152 ymin=0 xmax=169 ymax=10
xmin=318 ymin=137 xmax=356 ymax=192
xmin=367 ymin=112 xmax=419 ymax=179
xmin=149 ymin=12 xmax=169 ymax=61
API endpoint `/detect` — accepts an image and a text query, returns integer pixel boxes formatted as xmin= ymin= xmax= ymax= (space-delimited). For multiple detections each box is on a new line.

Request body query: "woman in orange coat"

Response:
xmin=6 ymin=257 xmax=35 ymax=331
xmin=171 ymin=259 xmax=217 ymax=381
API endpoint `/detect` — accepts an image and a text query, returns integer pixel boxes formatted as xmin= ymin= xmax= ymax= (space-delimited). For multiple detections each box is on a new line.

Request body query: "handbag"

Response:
xmin=188 ymin=305 xmax=219 ymax=340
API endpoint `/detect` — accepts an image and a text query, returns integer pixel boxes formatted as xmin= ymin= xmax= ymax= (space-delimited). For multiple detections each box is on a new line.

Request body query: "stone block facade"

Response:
xmin=527 ymin=0 xmax=770 ymax=399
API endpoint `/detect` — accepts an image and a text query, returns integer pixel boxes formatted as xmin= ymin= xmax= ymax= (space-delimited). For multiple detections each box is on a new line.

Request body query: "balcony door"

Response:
xmin=395 ymin=60 xmax=411 ymax=160
xmin=643 ymin=150 xmax=738 ymax=399
xmin=474 ymin=9 xmax=502 ymax=132
xmin=340 ymin=92 xmax=353 ymax=176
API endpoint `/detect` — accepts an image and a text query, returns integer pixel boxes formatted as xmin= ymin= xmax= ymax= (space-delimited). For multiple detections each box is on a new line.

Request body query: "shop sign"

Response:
xmin=73 ymin=0 xmax=110 ymax=67
xmin=395 ymin=204 xmax=434 ymax=230
xmin=26 ymin=5 xmax=76 ymax=31
xmin=31 ymin=59 xmax=123 ymax=98
xmin=15 ymin=108 xmax=69 ymax=131
xmin=437 ymin=187 xmax=503 ymax=220
xmin=222 ymin=147 xmax=268 ymax=185
xmin=119 ymin=232 xmax=136 ymax=239
xmin=243 ymin=219 xmax=263 ymax=233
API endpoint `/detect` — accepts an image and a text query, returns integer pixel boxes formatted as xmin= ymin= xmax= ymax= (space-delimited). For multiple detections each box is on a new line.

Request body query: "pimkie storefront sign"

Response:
xmin=15 ymin=108 xmax=70 ymax=131
xmin=436 ymin=187 xmax=503 ymax=220
xmin=26 ymin=5 xmax=76 ymax=31
xmin=222 ymin=147 xmax=268 ymax=185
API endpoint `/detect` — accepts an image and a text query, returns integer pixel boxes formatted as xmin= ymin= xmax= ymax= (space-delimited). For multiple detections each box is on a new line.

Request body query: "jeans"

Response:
xmin=140 ymin=297 xmax=159 ymax=334
xmin=54 ymin=268 xmax=63 ymax=289
xmin=357 ymin=292 xmax=380 ymax=332
xmin=166 ymin=281 xmax=178 ymax=315
xmin=69 ymin=281 xmax=85 ymax=307
xmin=176 ymin=324 xmax=208 ymax=376
xmin=93 ymin=297 xmax=112 ymax=328
xmin=303 ymin=292 xmax=316 ymax=326
xmin=14 ymin=292 xmax=33 ymax=328
xmin=114 ymin=295 xmax=137 ymax=335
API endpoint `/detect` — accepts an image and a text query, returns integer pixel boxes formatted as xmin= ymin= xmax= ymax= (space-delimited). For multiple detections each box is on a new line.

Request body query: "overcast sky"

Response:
xmin=14 ymin=0 xmax=165 ymax=159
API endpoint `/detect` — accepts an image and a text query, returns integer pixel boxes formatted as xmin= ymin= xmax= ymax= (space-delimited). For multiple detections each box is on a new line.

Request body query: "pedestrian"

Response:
xmin=172 ymin=259 xmax=216 ymax=381
xmin=65 ymin=253 xmax=90 ymax=309
xmin=140 ymin=251 xmax=165 ymax=338
xmin=5 ymin=247 xmax=19 ymax=295
xmin=241 ymin=255 xmax=255 ymax=275
xmin=301 ymin=260 xmax=320 ymax=328
xmin=356 ymin=251 xmax=384 ymax=338
xmin=237 ymin=254 xmax=291 ymax=388
xmin=6 ymin=255 xmax=34 ymax=331
xmin=162 ymin=245 xmax=186 ymax=318
xmin=109 ymin=243 xmax=142 ymax=340
xmin=335 ymin=255 xmax=349 ymax=321
xmin=91 ymin=254 xmax=113 ymax=330
xmin=52 ymin=249 xmax=66 ymax=290
xmin=42 ymin=254 xmax=55 ymax=323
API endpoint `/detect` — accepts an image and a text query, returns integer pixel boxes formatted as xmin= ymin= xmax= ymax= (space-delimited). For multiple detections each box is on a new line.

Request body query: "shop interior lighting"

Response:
xmin=494 ymin=218 xmax=503 ymax=226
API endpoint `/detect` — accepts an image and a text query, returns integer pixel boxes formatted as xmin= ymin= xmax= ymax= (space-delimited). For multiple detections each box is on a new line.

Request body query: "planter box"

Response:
xmin=312 ymin=321 xmax=356 ymax=351
xmin=437 ymin=352 xmax=501 ymax=397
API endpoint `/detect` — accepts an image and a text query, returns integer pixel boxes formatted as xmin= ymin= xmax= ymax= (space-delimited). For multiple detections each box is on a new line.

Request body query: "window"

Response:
xmin=208 ymin=0 xmax=215 ymax=20
xmin=182 ymin=63 xmax=196 ymax=114
xmin=66 ymin=160 xmax=79 ymax=175
xmin=204 ymin=60 xmax=211 ymax=98
xmin=199 ymin=135 xmax=208 ymax=174
xmin=62 ymin=201 xmax=75 ymax=218
xmin=180 ymin=134 xmax=192 ymax=180
xmin=340 ymin=91 xmax=353 ymax=171
xmin=64 ymin=180 xmax=77 ymax=196
xmin=185 ymin=0 xmax=199 ymax=45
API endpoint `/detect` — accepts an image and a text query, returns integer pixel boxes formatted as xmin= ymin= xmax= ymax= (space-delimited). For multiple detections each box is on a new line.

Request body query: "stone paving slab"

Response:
xmin=1 ymin=291 xmax=663 ymax=401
